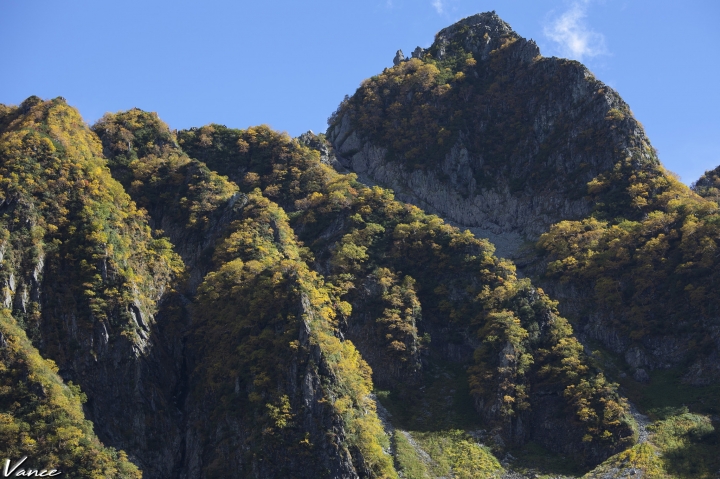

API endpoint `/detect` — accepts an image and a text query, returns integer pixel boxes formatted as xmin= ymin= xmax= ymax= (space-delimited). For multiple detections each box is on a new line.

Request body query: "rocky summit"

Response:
xmin=1 ymin=11 xmax=718 ymax=479
xmin=329 ymin=11 xmax=654 ymax=255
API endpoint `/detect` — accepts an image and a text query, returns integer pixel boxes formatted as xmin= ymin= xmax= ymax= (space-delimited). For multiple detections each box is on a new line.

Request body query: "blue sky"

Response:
xmin=1 ymin=0 xmax=718 ymax=184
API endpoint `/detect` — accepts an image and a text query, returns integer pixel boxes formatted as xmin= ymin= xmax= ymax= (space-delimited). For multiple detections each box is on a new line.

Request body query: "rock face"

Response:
xmin=14 ymin=11 xmax=720 ymax=477
xmin=328 ymin=11 xmax=654 ymax=258
xmin=0 ymin=98 xmax=185 ymax=478
xmin=181 ymin=125 xmax=637 ymax=467
xmin=548 ymin=280 xmax=720 ymax=386
xmin=327 ymin=10 xmax=720 ymax=397
xmin=92 ymin=112 xmax=397 ymax=479
xmin=411 ymin=46 xmax=425 ymax=59
xmin=2 ymin=94 xmax=644 ymax=477
xmin=432 ymin=11 xmax=523 ymax=62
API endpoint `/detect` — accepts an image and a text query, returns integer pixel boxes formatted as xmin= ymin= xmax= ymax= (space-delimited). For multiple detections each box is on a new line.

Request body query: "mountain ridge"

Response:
xmin=0 ymin=10 xmax=718 ymax=479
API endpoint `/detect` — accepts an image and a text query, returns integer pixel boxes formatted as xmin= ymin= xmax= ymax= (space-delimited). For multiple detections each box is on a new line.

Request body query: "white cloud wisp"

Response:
xmin=544 ymin=0 xmax=607 ymax=61
xmin=432 ymin=0 xmax=445 ymax=14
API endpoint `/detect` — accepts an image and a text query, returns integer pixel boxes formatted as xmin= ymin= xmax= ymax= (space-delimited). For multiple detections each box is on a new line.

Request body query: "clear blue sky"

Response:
xmin=1 ymin=0 xmax=718 ymax=184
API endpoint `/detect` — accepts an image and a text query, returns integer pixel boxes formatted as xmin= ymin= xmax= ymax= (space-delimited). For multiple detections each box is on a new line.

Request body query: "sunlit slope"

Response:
xmin=321 ymin=9 xmax=720 ymax=422
xmin=326 ymin=12 xmax=658 ymax=245
xmin=95 ymin=110 xmax=398 ymax=478
xmin=0 ymin=309 xmax=141 ymax=478
xmin=178 ymin=123 xmax=636 ymax=465
xmin=0 ymin=97 xmax=183 ymax=476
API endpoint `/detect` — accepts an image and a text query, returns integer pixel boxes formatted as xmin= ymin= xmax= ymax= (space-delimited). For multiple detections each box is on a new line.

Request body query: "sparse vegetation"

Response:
xmin=585 ymin=411 xmax=719 ymax=479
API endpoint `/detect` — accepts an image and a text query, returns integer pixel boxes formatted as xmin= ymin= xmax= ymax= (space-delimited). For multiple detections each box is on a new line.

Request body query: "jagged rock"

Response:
xmin=11 ymin=9 xmax=715 ymax=477
xmin=433 ymin=11 xmax=523 ymax=61
xmin=297 ymin=130 xmax=340 ymax=168
xmin=0 ymin=99 xmax=186 ymax=478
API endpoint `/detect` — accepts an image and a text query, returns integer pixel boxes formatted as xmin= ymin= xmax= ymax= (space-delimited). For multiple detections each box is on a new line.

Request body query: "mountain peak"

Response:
xmin=436 ymin=11 xmax=513 ymax=39
xmin=430 ymin=11 xmax=533 ymax=61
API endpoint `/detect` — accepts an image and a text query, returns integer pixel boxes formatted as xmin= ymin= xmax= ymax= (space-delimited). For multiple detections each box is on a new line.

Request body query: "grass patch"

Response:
xmin=393 ymin=431 xmax=431 ymax=479
xmin=585 ymin=442 xmax=666 ymax=478
xmin=411 ymin=430 xmax=503 ymax=479
xmin=650 ymin=413 xmax=719 ymax=478
xmin=375 ymin=357 xmax=505 ymax=478
xmin=586 ymin=412 xmax=719 ymax=479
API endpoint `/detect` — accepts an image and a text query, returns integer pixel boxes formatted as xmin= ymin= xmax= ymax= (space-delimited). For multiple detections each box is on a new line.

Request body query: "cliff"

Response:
xmin=95 ymin=111 xmax=397 ymax=478
xmin=325 ymin=13 xmax=720 ymax=476
xmin=327 ymin=12 xmax=655 ymax=258
xmin=178 ymin=124 xmax=636 ymax=466
xmin=0 ymin=97 xmax=181 ymax=477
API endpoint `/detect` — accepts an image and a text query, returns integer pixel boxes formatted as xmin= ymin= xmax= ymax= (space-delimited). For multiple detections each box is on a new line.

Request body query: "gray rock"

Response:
xmin=432 ymin=11 xmax=537 ymax=62
xmin=633 ymin=368 xmax=650 ymax=383
xmin=329 ymin=8 xmax=713 ymax=388
xmin=328 ymin=18 xmax=650 ymax=260
xmin=297 ymin=130 xmax=342 ymax=168
xmin=625 ymin=347 xmax=648 ymax=370
xmin=393 ymin=49 xmax=405 ymax=66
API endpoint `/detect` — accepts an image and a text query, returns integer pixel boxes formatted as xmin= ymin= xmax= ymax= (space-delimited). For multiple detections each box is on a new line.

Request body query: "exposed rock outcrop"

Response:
xmin=411 ymin=46 xmax=425 ymax=59
xmin=328 ymin=12 xmax=655 ymax=258
xmin=0 ymin=98 xmax=186 ymax=478
xmin=326 ymin=9 xmax=720 ymax=386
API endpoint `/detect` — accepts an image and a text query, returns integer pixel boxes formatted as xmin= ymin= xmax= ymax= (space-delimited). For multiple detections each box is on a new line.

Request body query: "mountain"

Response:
xmin=1 ymin=11 xmax=718 ymax=479
xmin=328 ymin=12 xmax=656 ymax=256
xmin=328 ymin=9 xmax=720 ymax=389
xmin=0 ymin=97 xmax=168 ymax=477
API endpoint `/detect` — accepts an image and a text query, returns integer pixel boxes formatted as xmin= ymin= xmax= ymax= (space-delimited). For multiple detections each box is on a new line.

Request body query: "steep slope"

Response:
xmin=0 ymin=97 xmax=184 ymax=475
xmin=692 ymin=165 xmax=720 ymax=204
xmin=0 ymin=309 xmax=140 ymax=478
xmin=323 ymin=11 xmax=720 ymax=470
xmin=4 ymin=6 xmax=718 ymax=471
xmin=95 ymin=110 xmax=397 ymax=478
xmin=326 ymin=11 xmax=656 ymax=256
xmin=538 ymin=176 xmax=720 ymax=387
xmin=185 ymin=191 xmax=396 ymax=478
xmin=177 ymin=124 xmax=636 ymax=466
xmin=93 ymin=109 xmax=241 ymax=289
